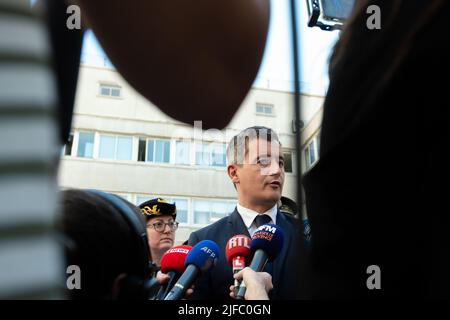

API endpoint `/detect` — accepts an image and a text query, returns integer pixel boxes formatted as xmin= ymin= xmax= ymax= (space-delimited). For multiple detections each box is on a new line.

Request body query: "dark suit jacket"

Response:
xmin=188 ymin=208 xmax=303 ymax=300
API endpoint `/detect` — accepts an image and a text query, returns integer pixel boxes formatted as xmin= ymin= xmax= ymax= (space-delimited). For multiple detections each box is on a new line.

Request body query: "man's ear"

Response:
xmin=227 ymin=164 xmax=239 ymax=184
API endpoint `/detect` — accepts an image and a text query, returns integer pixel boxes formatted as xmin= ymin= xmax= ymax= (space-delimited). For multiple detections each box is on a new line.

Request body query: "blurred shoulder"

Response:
xmin=279 ymin=210 xmax=300 ymax=224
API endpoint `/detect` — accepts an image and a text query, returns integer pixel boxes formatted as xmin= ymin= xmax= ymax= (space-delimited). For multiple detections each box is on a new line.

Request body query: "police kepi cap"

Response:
xmin=139 ymin=198 xmax=177 ymax=219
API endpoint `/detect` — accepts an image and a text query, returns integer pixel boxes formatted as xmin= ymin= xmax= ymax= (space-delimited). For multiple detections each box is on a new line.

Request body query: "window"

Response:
xmin=116 ymin=137 xmax=133 ymax=160
xmin=306 ymin=140 xmax=316 ymax=168
xmin=99 ymin=84 xmax=121 ymax=97
xmin=316 ymin=133 xmax=321 ymax=152
xmin=304 ymin=136 xmax=319 ymax=170
xmin=175 ymin=141 xmax=190 ymax=165
xmin=154 ymin=140 xmax=170 ymax=163
xmin=98 ymin=135 xmax=132 ymax=160
xmin=195 ymin=143 xmax=226 ymax=167
xmin=167 ymin=198 xmax=188 ymax=224
xmin=195 ymin=144 xmax=206 ymax=166
xmin=62 ymin=133 xmax=74 ymax=156
xmin=193 ymin=200 xmax=235 ymax=225
xmin=141 ymin=139 xmax=170 ymax=163
xmin=211 ymin=144 xmax=227 ymax=167
xmin=99 ymin=135 xmax=115 ymax=159
xmin=136 ymin=195 xmax=153 ymax=206
xmin=256 ymin=103 xmax=274 ymax=115
xmin=283 ymin=151 xmax=293 ymax=173
xmin=77 ymin=132 xmax=94 ymax=158
xmin=137 ymin=138 xmax=147 ymax=162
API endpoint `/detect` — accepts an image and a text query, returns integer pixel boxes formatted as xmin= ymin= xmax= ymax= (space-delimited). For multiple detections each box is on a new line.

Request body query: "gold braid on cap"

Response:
xmin=141 ymin=205 xmax=161 ymax=216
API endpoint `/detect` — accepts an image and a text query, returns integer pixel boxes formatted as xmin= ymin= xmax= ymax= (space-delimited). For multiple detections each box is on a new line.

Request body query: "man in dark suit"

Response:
xmin=188 ymin=126 xmax=303 ymax=300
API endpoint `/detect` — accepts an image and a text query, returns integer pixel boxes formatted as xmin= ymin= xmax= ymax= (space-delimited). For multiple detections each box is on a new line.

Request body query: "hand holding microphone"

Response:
xmin=225 ymin=234 xmax=251 ymax=297
xmin=155 ymin=245 xmax=192 ymax=300
xmin=230 ymin=267 xmax=272 ymax=300
xmin=164 ymin=240 xmax=220 ymax=300
xmin=235 ymin=224 xmax=284 ymax=300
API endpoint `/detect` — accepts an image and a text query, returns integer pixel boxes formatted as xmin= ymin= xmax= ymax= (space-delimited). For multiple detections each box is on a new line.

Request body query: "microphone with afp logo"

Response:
xmin=235 ymin=224 xmax=284 ymax=300
xmin=164 ymin=240 xmax=219 ymax=300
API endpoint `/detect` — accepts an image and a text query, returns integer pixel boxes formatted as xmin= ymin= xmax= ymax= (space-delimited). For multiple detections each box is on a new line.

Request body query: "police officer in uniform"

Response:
xmin=139 ymin=198 xmax=179 ymax=277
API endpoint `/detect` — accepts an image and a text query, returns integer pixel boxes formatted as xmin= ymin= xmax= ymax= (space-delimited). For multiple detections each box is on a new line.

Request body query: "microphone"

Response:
xmin=235 ymin=224 xmax=284 ymax=300
xmin=155 ymin=245 xmax=192 ymax=300
xmin=164 ymin=240 xmax=220 ymax=300
xmin=225 ymin=235 xmax=251 ymax=297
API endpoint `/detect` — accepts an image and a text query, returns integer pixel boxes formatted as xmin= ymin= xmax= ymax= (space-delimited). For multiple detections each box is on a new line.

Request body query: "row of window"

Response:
xmin=98 ymin=83 xmax=275 ymax=118
xmin=115 ymin=193 xmax=236 ymax=226
xmin=64 ymin=131 xmax=294 ymax=172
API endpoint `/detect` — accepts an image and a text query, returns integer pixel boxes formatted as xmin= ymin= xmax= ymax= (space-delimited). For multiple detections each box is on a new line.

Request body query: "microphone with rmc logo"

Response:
xmin=225 ymin=234 xmax=251 ymax=297
xmin=235 ymin=224 xmax=284 ymax=300
xmin=164 ymin=240 xmax=220 ymax=300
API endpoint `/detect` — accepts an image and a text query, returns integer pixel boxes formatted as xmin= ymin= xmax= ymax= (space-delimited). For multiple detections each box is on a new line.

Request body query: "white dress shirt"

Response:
xmin=236 ymin=203 xmax=278 ymax=237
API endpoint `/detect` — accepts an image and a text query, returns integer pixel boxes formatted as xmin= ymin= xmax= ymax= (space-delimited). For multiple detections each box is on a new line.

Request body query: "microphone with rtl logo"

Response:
xmin=225 ymin=234 xmax=251 ymax=297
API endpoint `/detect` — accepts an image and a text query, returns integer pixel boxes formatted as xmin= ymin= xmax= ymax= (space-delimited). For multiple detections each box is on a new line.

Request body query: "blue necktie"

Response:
xmin=253 ymin=214 xmax=273 ymax=276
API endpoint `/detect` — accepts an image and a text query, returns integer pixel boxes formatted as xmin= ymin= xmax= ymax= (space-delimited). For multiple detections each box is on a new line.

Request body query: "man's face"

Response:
xmin=231 ymin=138 xmax=285 ymax=209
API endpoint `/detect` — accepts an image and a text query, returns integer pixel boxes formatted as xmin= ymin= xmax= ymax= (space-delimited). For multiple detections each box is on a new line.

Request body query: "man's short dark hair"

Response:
xmin=226 ymin=126 xmax=281 ymax=165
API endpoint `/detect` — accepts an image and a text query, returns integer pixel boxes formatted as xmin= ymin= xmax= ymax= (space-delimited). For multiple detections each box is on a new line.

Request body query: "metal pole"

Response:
xmin=290 ymin=0 xmax=303 ymax=219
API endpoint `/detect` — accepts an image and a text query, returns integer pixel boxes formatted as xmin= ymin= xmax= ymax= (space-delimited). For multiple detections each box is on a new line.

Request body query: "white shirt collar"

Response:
xmin=237 ymin=203 xmax=278 ymax=229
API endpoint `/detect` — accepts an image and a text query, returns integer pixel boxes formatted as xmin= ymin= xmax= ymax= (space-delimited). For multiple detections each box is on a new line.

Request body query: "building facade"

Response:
xmin=58 ymin=65 xmax=324 ymax=244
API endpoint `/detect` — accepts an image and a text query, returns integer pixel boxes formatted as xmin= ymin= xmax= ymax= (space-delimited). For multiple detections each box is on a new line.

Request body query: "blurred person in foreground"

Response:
xmin=57 ymin=189 xmax=189 ymax=299
xmin=300 ymin=1 xmax=450 ymax=298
